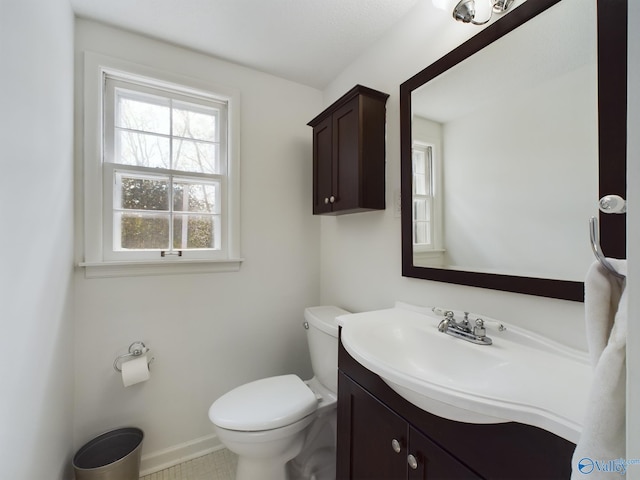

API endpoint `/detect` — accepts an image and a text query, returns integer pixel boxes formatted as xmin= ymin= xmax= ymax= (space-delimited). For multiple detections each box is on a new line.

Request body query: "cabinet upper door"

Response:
xmin=312 ymin=114 xmax=333 ymax=214
xmin=332 ymin=96 xmax=360 ymax=212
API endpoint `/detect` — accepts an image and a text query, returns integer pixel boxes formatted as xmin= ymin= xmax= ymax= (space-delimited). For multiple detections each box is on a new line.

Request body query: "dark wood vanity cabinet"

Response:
xmin=339 ymin=371 xmax=481 ymax=479
xmin=337 ymin=337 xmax=576 ymax=479
xmin=308 ymin=85 xmax=389 ymax=215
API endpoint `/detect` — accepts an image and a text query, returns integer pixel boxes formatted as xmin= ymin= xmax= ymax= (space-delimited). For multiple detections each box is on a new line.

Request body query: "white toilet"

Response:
xmin=208 ymin=306 xmax=349 ymax=480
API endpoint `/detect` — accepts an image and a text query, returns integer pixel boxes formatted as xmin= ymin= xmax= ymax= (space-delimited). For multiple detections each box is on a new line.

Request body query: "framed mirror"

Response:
xmin=400 ymin=0 xmax=627 ymax=302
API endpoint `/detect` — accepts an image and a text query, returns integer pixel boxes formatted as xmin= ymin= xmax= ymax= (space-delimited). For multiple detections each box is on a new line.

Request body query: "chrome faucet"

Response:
xmin=437 ymin=310 xmax=493 ymax=345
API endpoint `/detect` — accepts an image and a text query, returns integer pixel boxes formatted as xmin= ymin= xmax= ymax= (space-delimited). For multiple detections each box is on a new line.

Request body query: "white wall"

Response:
xmin=0 ymin=0 xmax=76 ymax=479
xmin=442 ymin=64 xmax=597 ymax=280
xmin=320 ymin=0 xmax=586 ymax=350
xmin=73 ymin=19 xmax=323 ymax=470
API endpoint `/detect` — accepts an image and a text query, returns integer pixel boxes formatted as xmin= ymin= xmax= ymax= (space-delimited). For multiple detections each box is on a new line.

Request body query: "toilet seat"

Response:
xmin=209 ymin=374 xmax=318 ymax=431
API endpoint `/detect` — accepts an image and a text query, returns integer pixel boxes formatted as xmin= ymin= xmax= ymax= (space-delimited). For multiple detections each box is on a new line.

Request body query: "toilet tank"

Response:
xmin=304 ymin=306 xmax=350 ymax=393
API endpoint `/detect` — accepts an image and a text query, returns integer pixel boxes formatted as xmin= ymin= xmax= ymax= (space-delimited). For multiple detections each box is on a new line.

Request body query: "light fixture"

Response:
xmin=453 ymin=0 xmax=515 ymax=25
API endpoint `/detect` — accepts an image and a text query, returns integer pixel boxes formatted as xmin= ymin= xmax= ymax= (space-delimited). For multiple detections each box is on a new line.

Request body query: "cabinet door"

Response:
xmin=312 ymin=114 xmax=334 ymax=214
xmin=338 ymin=372 xmax=484 ymax=480
xmin=407 ymin=426 xmax=483 ymax=480
xmin=332 ymin=97 xmax=360 ymax=212
xmin=338 ymin=372 xmax=407 ymax=479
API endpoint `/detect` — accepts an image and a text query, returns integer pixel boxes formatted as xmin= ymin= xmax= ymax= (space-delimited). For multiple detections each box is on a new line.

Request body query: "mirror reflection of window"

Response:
xmin=412 ymin=141 xmax=444 ymax=267
xmin=412 ymin=142 xmax=433 ymax=248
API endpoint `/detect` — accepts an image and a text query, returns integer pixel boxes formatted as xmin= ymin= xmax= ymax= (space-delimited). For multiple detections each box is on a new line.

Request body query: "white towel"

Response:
xmin=572 ymin=259 xmax=627 ymax=479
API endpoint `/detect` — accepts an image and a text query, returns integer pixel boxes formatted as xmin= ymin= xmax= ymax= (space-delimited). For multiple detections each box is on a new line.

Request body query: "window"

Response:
xmin=103 ymin=76 xmax=227 ymax=260
xmin=411 ymin=139 xmax=444 ymax=266
xmin=412 ymin=142 xmax=435 ymax=249
xmin=80 ymin=53 xmax=241 ymax=276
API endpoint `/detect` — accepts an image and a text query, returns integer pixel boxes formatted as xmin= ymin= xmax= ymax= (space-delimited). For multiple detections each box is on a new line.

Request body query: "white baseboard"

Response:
xmin=139 ymin=433 xmax=223 ymax=476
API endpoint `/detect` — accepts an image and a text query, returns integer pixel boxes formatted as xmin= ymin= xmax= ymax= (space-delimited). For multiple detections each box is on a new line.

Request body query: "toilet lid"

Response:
xmin=209 ymin=374 xmax=318 ymax=431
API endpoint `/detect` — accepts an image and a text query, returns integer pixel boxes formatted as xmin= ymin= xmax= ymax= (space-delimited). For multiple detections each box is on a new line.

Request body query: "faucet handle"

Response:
xmin=432 ymin=307 xmax=454 ymax=318
xmin=437 ymin=310 xmax=454 ymax=332
xmin=473 ymin=318 xmax=486 ymax=337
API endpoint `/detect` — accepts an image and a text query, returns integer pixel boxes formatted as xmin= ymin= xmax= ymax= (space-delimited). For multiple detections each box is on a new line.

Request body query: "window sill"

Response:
xmin=413 ymin=249 xmax=445 ymax=268
xmin=78 ymin=258 xmax=244 ymax=278
xmin=413 ymin=247 xmax=445 ymax=257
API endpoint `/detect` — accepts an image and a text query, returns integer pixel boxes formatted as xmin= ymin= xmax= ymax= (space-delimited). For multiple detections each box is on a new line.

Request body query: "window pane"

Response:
xmin=414 ymin=222 xmax=431 ymax=245
xmin=414 ymin=222 xmax=425 ymax=245
xmin=173 ymin=181 xmax=219 ymax=213
xmin=414 ymin=173 xmax=427 ymax=196
xmin=172 ymin=139 xmax=219 ymax=173
xmin=173 ymin=104 xmax=217 ymax=142
xmin=117 ymin=174 xmax=169 ymax=211
xmin=116 ymin=93 xmax=170 ymax=135
xmin=173 ymin=214 xmax=220 ymax=249
xmin=116 ymin=130 xmax=170 ymax=168
xmin=413 ymin=199 xmax=430 ymax=221
xmin=412 ymin=146 xmax=433 ymax=196
xmin=424 ymin=146 xmax=433 ymax=196
xmin=413 ymin=151 xmax=425 ymax=174
xmin=117 ymin=212 xmax=170 ymax=249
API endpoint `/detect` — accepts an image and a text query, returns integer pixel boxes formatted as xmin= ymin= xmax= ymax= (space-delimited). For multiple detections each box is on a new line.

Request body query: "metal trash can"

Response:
xmin=73 ymin=427 xmax=143 ymax=480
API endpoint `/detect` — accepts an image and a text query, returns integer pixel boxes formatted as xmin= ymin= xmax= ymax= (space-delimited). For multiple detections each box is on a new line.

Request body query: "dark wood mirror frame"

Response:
xmin=400 ymin=0 xmax=627 ymax=302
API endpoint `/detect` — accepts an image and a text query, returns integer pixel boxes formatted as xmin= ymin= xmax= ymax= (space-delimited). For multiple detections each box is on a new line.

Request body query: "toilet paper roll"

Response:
xmin=121 ymin=354 xmax=151 ymax=387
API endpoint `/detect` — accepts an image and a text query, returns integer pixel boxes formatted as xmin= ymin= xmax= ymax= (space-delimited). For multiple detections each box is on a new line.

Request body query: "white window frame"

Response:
xmin=412 ymin=140 xmax=444 ymax=263
xmin=412 ymin=142 xmax=435 ymax=249
xmin=79 ymin=52 xmax=242 ymax=278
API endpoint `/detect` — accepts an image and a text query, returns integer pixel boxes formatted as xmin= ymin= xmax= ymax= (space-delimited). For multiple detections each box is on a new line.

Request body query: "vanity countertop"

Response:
xmin=337 ymin=302 xmax=591 ymax=443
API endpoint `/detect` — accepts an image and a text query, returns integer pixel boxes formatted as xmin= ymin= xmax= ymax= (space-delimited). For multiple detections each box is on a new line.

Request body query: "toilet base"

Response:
xmin=288 ymin=392 xmax=337 ymax=480
xmin=288 ymin=446 xmax=335 ymax=480
xmin=214 ymin=416 xmax=313 ymax=480
xmin=234 ymin=434 xmax=306 ymax=480
xmin=236 ymin=457 xmax=290 ymax=480
xmin=232 ymin=438 xmax=304 ymax=480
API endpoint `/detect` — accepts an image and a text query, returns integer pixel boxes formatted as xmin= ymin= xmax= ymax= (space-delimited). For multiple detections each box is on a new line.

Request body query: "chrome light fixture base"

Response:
xmin=492 ymin=0 xmax=515 ymax=14
xmin=453 ymin=0 xmax=515 ymax=25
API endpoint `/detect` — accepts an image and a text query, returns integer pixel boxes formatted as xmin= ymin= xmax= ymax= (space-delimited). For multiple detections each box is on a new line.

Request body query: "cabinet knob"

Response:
xmin=324 ymin=197 xmax=329 ymax=204
xmin=391 ymin=439 xmax=401 ymax=453
xmin=329 ymin=195 xmax=335 ymax=203
xmin=408 ymin=454 xmax=418 ymax=470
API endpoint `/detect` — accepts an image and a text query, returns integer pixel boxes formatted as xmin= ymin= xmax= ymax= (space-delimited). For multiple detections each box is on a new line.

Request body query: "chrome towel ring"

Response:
xmin=589 ymin=194 xmax=626 ymax=280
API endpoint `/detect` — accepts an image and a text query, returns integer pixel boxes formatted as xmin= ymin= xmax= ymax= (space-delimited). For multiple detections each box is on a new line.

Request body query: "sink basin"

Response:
xmin=338 ymin=302 xmax=591 ymax=443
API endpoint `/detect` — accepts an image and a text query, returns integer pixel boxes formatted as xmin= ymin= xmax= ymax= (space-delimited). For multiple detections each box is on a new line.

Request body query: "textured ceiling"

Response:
xmin=70 ymin=0 xmax=423 ymax=89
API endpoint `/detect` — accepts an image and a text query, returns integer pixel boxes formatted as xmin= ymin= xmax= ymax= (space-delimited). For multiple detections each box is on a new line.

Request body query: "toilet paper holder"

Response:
xmin=113 ymin=341 xmax=155 ymax=373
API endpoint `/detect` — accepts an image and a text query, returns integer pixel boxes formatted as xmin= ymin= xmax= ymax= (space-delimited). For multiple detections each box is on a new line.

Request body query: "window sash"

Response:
xmin=102 ymin=74 xmax=229 ymax=262
xmin=104 ymin=77 xmax=228 ymax=175
xmin=412 ymin=144 xmax=435 ymax=248
xmin=103 ymin=164 xmax=227 ymax=260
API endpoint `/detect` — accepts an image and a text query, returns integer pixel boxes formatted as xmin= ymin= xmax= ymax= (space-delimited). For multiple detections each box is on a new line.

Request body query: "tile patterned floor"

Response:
xmin=140 ymin=449 xmax=237 ymax=480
